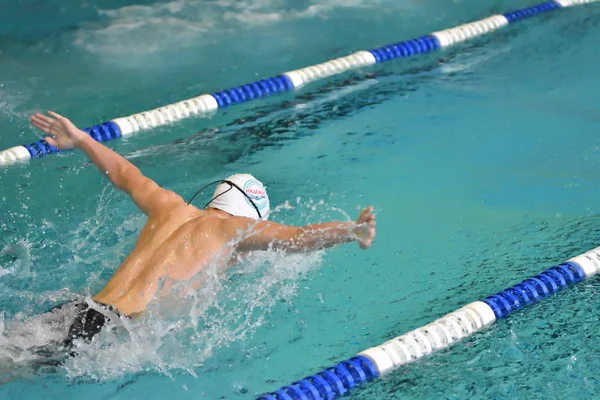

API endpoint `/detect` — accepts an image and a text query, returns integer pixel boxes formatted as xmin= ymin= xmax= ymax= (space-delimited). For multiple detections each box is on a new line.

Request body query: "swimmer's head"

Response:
xmin=204 ymin=174 xmax=270 ymax=220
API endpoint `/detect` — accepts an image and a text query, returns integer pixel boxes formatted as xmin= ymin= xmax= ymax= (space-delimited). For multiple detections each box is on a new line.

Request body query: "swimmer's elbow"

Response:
xmin=109 ymin=162 xmax=141 ymax=192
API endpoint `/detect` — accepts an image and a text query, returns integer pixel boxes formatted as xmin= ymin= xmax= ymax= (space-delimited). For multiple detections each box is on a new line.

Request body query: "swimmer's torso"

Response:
xmin=93 ymin=206 xmax=232 ymax=316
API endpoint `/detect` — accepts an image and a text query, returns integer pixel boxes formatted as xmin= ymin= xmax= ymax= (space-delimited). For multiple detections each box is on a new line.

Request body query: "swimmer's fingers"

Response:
xmin=358 ymin=232 xmax=374 ymax=249
xmin=357 ymin=206 xmax=375 ymax=224
xmin=363 ymin=228 xmax=376 ymax=249
xmin=359 ymin=239 xmax=372 ymax=249
xmin=47 ymin=111 xmax=66 ymax=120
xmin=30 ymin=113 xmax=54 ymax=133
xmin=44 ymin=136 xmax=58 ymax=148
xmin=359 ymin=207 xmax=376 ymax=249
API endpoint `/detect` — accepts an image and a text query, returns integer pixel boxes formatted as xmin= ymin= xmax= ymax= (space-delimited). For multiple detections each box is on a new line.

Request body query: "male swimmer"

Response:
xmin=27 ymin=111 xmax=376 ymax=348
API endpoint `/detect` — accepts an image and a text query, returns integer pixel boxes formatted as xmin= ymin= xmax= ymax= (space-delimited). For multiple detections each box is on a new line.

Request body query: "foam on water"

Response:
xmin=73 ymin=0 xmax=399 ymax=56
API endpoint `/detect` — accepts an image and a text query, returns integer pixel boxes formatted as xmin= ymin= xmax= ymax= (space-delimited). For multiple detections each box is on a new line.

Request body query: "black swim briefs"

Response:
xmin=51 ymin=301 xmax=122 ymax=348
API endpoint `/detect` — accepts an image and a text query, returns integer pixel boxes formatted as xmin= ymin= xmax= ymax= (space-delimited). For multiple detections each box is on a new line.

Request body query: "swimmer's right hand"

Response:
xmin=30 ymin=111 xmax=88 ymax=150
xmin=353 ymin=206 xmax=376 ymax=249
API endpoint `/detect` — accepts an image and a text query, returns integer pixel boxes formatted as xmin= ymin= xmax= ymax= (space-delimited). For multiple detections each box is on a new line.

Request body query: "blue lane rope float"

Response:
xmin=257 ymin=356 xmax=379 ymax=400
xmin=256 ymin=247 xmax=600 ymax=399
xmin=0 ymin=0 xmax=597 ymax=167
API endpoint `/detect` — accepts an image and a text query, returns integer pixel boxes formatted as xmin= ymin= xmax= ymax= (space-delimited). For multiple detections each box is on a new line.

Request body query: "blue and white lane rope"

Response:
xmin=256 ymin=247 xmax=600 ymax=400
xmin=0 ymin=0 xmax=597 ymax=167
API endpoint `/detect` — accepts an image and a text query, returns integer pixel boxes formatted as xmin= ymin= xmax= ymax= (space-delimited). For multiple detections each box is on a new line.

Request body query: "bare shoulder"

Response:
xmin=218 ymin=217 xmax=297 ymax=251
xmin=149 ymin=185 xmax=186 ymax=208
xmin=148 ymin=202 xmax=199 ymax=228
xmin=206 ymin=216 xmax=262 ymax=242
xmin=220 ymin=215 xmax=277 ymax=231
xmin=213 ymin=215 xmax=254 ymax=234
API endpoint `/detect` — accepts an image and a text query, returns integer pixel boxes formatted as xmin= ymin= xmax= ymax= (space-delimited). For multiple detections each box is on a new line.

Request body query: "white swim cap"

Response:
xmin=207 ymin=174 xmax=270 ymax=220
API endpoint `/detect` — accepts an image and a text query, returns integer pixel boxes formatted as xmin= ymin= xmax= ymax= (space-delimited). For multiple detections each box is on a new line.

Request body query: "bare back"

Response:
xmin=93 ymin=206 xmax=233 ymax=316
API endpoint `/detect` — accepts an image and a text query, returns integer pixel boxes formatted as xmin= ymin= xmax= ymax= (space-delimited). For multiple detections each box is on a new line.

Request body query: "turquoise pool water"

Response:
xmin=1 ymin=0 xmax=600 ymax=398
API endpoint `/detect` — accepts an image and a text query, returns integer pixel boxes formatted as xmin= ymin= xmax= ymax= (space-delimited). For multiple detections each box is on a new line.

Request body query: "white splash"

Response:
xmin=0 ymin=247 xmax=323 ymax=382
xmin=0 ymin=240 xmax=34 ymax=279
xmin=62 ymin=249 xmax=323 ymax=381
xmin=0 ymin=194 xmax=346 ymax=383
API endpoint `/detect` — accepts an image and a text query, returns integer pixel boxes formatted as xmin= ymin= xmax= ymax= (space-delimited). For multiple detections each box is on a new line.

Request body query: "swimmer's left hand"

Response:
xmin=353 ymin=206 xmax=376 ymax=249
xmin=30 ymin=111 xmax=88 ymax=150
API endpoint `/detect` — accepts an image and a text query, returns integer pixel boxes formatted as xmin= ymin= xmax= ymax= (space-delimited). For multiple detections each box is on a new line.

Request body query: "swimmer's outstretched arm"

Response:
xmin=30 ymin=111 xmax=184 ymax=216
xmin=230 ymin=206 xmax=376 ymax=252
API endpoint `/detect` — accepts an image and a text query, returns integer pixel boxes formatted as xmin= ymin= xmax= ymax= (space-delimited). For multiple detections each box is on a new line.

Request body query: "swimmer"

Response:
xmin=27 ymin=111 xmax=376 ymax=347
